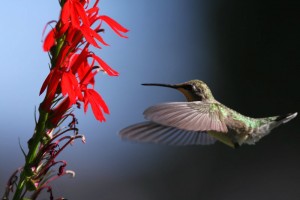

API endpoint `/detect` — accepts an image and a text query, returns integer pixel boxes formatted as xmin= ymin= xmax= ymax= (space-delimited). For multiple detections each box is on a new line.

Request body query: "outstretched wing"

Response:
xmin=119 ymin=121 xmax=216 ymax=146
xmin=144 ymin=101 xmax=228 ymax=133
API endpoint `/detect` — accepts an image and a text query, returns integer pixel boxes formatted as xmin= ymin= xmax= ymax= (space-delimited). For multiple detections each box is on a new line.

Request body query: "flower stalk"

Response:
xmin=3 ymin=0 xmax=127 ymax=199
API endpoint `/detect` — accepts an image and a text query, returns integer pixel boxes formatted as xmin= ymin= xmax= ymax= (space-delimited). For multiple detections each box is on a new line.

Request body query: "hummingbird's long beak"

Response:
xmin=142 ymin=83 xmax=179 ymax=89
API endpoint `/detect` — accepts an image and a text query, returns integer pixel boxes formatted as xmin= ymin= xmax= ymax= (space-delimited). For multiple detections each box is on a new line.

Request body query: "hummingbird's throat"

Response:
xmin=178 ymin=88 xmax=197 ymax=102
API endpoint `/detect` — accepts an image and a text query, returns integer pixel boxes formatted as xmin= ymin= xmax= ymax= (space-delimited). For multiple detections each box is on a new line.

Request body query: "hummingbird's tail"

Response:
xmin=243 ymin=112 xmax=297 ymax=145
xmin=266 ymin=112 xmax=297 ymax=131
xmin=275 ymin=112 xmax=298 ymax=124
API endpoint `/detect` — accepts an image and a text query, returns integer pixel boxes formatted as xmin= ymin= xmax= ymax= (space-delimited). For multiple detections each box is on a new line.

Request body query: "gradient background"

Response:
xmin=1 ymin=0 xmax=300 ymax=199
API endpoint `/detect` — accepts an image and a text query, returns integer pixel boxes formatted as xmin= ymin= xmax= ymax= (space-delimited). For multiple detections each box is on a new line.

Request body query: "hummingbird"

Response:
xmin=120 ymin=80 xmax=297 ymax=148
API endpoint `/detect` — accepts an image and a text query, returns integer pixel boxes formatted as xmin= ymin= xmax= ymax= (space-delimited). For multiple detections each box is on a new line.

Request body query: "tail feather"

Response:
xmin=267 ymin=112 xmax=298 ymax=131
xmin=255 ymin=112 xmax=297 ymax=136
xmin=275 ymin=112 xmax=297 ymax=124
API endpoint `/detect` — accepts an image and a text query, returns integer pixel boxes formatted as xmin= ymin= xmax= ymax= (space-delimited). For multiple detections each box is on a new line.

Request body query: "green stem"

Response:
xmin=12 ymin=105 xmax=49 ymax=200
xmin=26 ymin=108 xmax=49 ymax=164
xmin=12 ymin=11 xmax=65 ymax=199
xmin=11 ymin=173 xmax=25 ymax=200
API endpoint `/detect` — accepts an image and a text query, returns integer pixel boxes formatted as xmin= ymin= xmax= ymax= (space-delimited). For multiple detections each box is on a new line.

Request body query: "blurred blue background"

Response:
xmin=1 ymin=0 xmax=300 ymax=199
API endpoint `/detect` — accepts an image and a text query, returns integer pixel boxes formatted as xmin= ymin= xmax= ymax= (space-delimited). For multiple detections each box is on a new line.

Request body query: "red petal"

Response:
xmin=90 ymin=27 xmax=109 ymax=46
xmin=92 ymin=54 xmax=119 ymax=76
xmin=71 ymin=44 xmax=89 ymax=73
xmin=42 ymin=69 xmax=61 ymax=110
xmin=61 ymin=72 xmax=78 ymax=104
xmin=40 ymin=70 xmax=54 ymax=95
xmin=70 ymin=2 xmax=81 ymax=28
xmin=51 ymin=98 xmax=72 ymax=126
xmin=89 ymin=89 xmax=109 ymax=114
xmin=55 ymin=45 xmax=71 ymax=68
xmin=80 ymin=25 xmax=100 ymax=48
xmin=58 ymin=21 xmax=70 ymax=37
xmin=85 ymin=89 xmax=109 ymax=122
xmin=43 ymin=29 xmax=56 ymax=52
xmin=78 ymin=64 xmax=96 ymax=86
xmin=99 ymin=15 xmax=128 ymax=38
xmin=61 ymin=1 xmax=71 ymax=24
xmin=74 ymin=1 xmax=90 ymax=27
xmin=47 ymin=70 xmax=61 ymax=98
xmin=86 ymin=6 xmax=98 ymax=16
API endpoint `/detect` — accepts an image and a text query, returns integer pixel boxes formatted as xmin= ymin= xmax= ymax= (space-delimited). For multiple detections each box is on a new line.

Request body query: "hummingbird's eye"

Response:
xmin=192 ymin=85 xmax=197 ymax=91
xmin=192 ymin=85 xmax=201 ymax=93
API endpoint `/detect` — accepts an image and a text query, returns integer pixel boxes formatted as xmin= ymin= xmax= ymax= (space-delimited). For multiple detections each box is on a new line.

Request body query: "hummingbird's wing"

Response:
xmin=119 ymin=121 xmax=216 ymax=145
xmin=144 ymin=102 xmax=228 ymax=133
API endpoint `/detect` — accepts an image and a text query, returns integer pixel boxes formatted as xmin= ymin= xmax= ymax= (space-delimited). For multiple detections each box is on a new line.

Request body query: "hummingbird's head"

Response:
xmin=176 ymin=80 xmax=215 ymax=102
xmin=142 ymin=79 xmax=214 ymax=102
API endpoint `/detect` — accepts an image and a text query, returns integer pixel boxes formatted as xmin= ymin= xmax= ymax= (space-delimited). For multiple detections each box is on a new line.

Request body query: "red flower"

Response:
xmin=83 ymin=89 xmax=109 ymax=122
xmin=50 ymin=98 xmax=73 ymax=126
xmin=61 ymin=0 xmax=90 ymax=29
xmin=5 ymin=2 xmax=128 ymax=199
xmin=41 ymin=0 xmax=127 ymax=124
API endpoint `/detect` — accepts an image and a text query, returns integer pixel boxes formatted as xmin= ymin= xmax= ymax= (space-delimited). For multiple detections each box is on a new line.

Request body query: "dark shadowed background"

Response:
xmin=1 ymin=0 xmax=300 ymax=199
